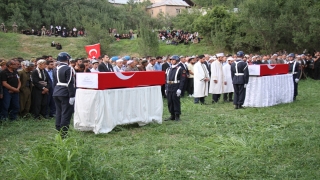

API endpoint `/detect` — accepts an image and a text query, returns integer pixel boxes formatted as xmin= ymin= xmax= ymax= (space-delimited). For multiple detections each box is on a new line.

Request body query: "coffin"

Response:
xmin=248 ymin=64 xmax=289 ymax=76
xmin=76 ymin=71 xmax=165 ymax=90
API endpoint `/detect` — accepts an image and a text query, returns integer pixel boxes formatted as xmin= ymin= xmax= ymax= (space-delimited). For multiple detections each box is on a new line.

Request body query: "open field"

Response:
xmin=1 ymin=79 xmax=320 ymax=179
xmin=0 ymin=33 xmax=216 ymax=59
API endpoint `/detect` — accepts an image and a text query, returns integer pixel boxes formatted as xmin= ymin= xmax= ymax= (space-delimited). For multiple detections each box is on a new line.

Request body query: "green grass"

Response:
xmin=0 ymin=33 xmax=216 ymax=59
xmin=1 ymin=79 xmax=320 ymax=179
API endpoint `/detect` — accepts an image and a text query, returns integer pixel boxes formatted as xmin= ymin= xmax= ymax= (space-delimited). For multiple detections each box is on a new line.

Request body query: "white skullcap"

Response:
xmin=127 ymin=60 xmax=134 ymax=65
xmin=116 ymin=59 xmax=123 ymax=63
xmin=216 ymin=53 xmax=224 ymax=57
xmin=227 ymin=57 xmax=234 ymax=61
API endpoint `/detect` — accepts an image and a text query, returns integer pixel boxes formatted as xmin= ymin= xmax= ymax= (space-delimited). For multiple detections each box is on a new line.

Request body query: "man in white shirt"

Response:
xmin=193 ymin=55 xmax=210 ymax=104
xmin=113 ymin=59 xmax=124 ymax=72
xmin=146 ymin=58 xmax=156 ymax=71
xmin=90 ymin=60 xmax=99 ymax=72
xmin=209 ymin=53 xmax=225 ymax=103
xmin=223 ymin=57 xmax=234 ymax=102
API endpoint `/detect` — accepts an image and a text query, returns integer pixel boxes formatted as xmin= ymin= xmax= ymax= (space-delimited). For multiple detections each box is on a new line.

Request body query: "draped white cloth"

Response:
xmin=74 ymin=86 xmax=163 ymax=134
xmin=223 ymin=63 xmax=234 ymax=93
xmin=193 ymin=61 xmax=210 ymax=97
xmin=244 ymin=74 xmax=294 ymax=107
xmin=209 ymin=60 xmax=224 ymax=94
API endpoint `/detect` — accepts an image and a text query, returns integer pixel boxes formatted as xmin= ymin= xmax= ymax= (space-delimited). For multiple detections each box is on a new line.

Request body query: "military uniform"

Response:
xmin=53 ymin=58 xmax=76 ymax=135
xmin=288 ymin=60 xmax=301 ymax=100
xmin=165 ymin=63 xmax=185 ymax=121
xmin=231 ymin=56 xmax=249 ymax=109
xmin=18 ymin=69 xmax=32 ymax=117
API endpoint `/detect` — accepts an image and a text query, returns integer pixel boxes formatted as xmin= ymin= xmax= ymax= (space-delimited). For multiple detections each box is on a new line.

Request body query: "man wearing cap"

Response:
xmin=98 ymin=55 xmax=113 ymax=72
xmin=53 ymin=52 xmax=76 ymax=137
xmin=165 ymin=55 xmax=185 ymax=121
xmin=178 ymin=55 xmax=189 ymax=97
xmin=146 ymin=57 xmax=156 ymax=71
xmin=193 ymin=55 xmax=210 ymax=104
xmin=114 ymin=59 xmax=124 ymax=72
xmin=209 ymin=53 xmax=225 ymax=103
xmin=90 ymin=60 xmax=99 ymax=72
xmin=231 ymin=51 xmax=249 ymax=109
xmin=223 ymin=57 xmax=234 ymax=102
xmin=31 ymin=59 xmax=51 ymax=119
xmin=125 ymin=60 xmax=139 ymax=71
xmin=18 ymin=61 xmax=34 ymax=117
xmin=288 ymin=53 xmax=301 ymax=101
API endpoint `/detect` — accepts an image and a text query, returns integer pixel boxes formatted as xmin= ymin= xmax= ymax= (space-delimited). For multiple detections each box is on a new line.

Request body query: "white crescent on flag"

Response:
xmin=88 ymin=49 xmax=97 ymax=57
xmin=114 ymin=72 xmax=135 ymax=80
xmin=267 ymin=64 xmax=276 ymax=69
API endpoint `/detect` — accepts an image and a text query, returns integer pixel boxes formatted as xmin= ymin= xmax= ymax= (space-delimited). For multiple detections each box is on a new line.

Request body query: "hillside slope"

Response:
xmin=0 ymin=33 xmax=217 ymax=59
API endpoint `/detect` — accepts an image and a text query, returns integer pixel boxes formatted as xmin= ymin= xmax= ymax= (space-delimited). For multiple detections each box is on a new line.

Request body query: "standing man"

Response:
xmin=179 ymin=56 xmax=189 ymax=97
xmin=31 ymin=60 xmax=50 ymax=119
xmin=209 ymin=53 xmax=225 ymax=103
xmin=113 ymin=59 xmax=124 ymax=72
xmin=0 ymin=60 xmax=21 ymax=120
xmin=41 ymin=26 xmax=46 ymax=36
xmin=165 ymin=56 xmax=185 ymax=121
xmin=98 ymin=55 xmax=114 ymax=72
xmin=288 ymin=53 xmax=301 ymax=101
xmin=12 ymin=22 xmax=18 ymax=33
xmin=0 ymin=23 xmax=5 ymax=32
xmin=187 ymin=57 xmax=195 ymax=97
xmin=223 ymin=57 xmax=234 ymax=102
xmin=18 ymin=61 xmax=34 ymax=117
xmin=146 ymin=58 xmax=156 ymax=71
xmin=53 ymin=52 xmax=76 ymax=137
xmin=154 ymin=56 xmax=162 ymax=71
xmin=46 ymin=60 xmax=56 ymax=117
xmin=231 ymin=51 xmax=249 ymax=109
xmin=193 ymin=55 xmax=210 ymax=104
xmin=161 ymin=56 xmax=170 ymax=97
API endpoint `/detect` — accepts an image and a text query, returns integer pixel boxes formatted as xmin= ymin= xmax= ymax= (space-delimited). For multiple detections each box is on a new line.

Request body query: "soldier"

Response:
xmin=19 ymin=61 xmax=34 ymax=117
xmin=231 ymin=51 xmax=249 ymax=109
xmin=53 ymin=52 xmax=76 ymax=138
xmin=165 ymin=55 xmax=185 ymax=121
xmin=12 ymin=22 xmax=18 ymax=33
xmin=287 ymin=53 xmax=301 ymax=101
xmin=41 ymin=26 xmax=46 ymax=36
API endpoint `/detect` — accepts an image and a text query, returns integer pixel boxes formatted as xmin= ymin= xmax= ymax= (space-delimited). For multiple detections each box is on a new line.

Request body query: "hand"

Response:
xmin=13 ymin=88 xmax=20 ymax=93
xmin=244 ymin=84 xmax=247 ymax=88
xmin=176 ymin=89 xmax=181 ymax=97
xmin=295 ymin=78 xmax=299 ymax=83
xmin=224 ymin=82 xmax=227 ymax=85
xmin=214 ymin=80 xmax=218 ymax=84
xmin=204 ymin=78 xmax=209 ymax=82
xmin=69 ymin=97 xmax=75 ymax=105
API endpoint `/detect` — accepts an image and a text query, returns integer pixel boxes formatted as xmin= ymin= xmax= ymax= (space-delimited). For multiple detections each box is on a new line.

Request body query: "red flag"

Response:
xmin=85 ymin=43 xmax=101 ymax=59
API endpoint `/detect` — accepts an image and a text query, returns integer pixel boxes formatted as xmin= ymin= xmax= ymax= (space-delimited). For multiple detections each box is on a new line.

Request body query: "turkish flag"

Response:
xmin=85 ymin=43 xmax=101 ymax=59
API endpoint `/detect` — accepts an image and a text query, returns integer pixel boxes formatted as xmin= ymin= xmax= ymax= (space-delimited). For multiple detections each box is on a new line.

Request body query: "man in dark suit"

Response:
xmin=31 ymin=59 xmax=51 ymax=119
xmin=98 ymin=55 xmax=114 ymax=72
xmin=178 ymin=56 xmax=189 ymax=97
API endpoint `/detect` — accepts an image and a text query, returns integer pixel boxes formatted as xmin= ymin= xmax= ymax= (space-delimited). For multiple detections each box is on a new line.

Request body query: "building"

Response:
xmin=147 ymin=0 xmax=191 ymax=18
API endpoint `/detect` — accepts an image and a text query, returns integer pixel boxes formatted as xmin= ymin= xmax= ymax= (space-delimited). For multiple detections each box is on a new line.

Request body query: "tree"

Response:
xmin=138 ymin=21 xmax=159 ymax=56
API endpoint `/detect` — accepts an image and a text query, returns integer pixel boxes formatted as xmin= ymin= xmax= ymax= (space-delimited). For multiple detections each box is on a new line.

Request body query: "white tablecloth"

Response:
xmin=244 ymin=74 xmax=294 ymax=107
xmin=74 ymin=86 xmax=163 ymax=134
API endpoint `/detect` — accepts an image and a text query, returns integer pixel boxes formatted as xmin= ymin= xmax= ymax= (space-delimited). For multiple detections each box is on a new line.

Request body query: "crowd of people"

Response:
xmin=158 ymin=30 xmax=201 ymax=45
xmin=20 ymin=25 xmax=85 ymax=37
xmin=0 ymin=51 xmax=319 ymax=128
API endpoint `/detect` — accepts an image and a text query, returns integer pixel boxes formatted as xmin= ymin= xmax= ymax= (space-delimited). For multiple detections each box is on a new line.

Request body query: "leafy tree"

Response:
xmin=138 ymin=20 xmax=159 ymax=56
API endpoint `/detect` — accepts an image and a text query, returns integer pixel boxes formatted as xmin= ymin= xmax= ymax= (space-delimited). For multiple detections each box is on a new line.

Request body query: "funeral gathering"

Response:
xmin=1 ymin=0 xmax=320 ymax=179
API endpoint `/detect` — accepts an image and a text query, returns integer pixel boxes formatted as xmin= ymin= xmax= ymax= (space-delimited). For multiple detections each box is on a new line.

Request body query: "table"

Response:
xmin=243 ymin=74 xmax=294 ymax=107
xmin=74 ymin=86 xmax=163 ymax=134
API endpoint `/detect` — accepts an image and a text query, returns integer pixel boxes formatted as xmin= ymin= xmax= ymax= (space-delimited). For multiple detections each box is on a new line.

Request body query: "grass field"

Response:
xmin=1 ymin=79 xmax=320 ymax=179
xmin=0 ymin=33 xmax=216 ymax=59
